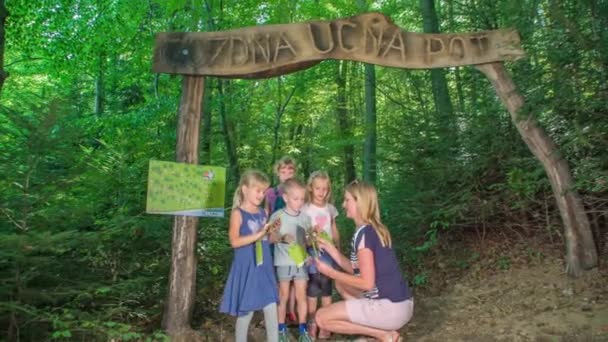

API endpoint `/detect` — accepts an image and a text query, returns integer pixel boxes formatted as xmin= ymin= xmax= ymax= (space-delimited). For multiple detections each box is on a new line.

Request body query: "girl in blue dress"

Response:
xmin=220 ymin=170 xmax=280 ymax=342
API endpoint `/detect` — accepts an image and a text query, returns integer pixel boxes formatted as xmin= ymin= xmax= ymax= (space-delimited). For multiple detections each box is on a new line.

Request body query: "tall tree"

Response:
xmin=218 ymin=79 xmax=240 ymax=185
xmin=446 ymin=0 xmax=466 ymax=115
xmin=362 ymin=64 xmax=377 ymax=184
xmin=357 ymin=0 xmax=377 ymax=184
xmin=419 ymin=0 xmax=456 ymax=141
xmin=476 ymin=63 xmax=598 ymax=277
xmin=94 ymin=53 xmax=104 ymax=115
xmin=336 ymin=61 xmax=357 ymax=183
xmin=200 ymin=79 xmax=213 ymax=164
xmin=271 ymin=77 xmax=297 ymax=166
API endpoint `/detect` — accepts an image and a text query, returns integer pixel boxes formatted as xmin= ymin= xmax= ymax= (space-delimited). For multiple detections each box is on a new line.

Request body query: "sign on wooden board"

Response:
xmin=153 ymin=12 xmax=525 ymax=78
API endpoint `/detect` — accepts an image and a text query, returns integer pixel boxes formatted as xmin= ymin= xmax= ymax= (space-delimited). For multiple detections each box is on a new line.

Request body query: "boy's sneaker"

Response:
xmin=298 ymin=331 xmax=313 ymax=342
xmin=279 ymin=330 xmax=289 ymax=342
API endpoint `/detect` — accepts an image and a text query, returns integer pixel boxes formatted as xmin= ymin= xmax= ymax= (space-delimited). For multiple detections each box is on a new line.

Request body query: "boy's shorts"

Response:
xmin=276 ymin=265 xmax=309 ymax=282
xmin=307 ymin=272 xmax=332 ymax=297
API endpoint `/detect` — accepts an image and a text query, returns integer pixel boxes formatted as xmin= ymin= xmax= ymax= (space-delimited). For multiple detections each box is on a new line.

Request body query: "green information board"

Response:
xmin=146 ymin=160 xmax=226 ymax=217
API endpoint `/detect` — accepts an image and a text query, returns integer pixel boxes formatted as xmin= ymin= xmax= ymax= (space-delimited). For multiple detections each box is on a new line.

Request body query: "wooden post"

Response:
xmin=476 ymin=62 xmax=598 ymax=277
xmin=162 ymin=75 xmax=204 ymax=335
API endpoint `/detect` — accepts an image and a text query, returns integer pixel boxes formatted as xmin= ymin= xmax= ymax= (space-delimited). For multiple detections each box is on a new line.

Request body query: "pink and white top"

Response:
xmin=302 ymin=202 xmax=338 ymax=239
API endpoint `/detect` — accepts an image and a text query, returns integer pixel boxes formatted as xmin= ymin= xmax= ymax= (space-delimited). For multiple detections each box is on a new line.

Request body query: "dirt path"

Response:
xmin=405 ymin=256 xmax=608 ymax=341
xmin=206 ymin=245 xmax=608 ymax=341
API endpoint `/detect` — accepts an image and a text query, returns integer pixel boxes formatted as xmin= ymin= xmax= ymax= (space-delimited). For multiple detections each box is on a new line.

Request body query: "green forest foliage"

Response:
xmin=1 ymin=0 xmax=607 ymax=340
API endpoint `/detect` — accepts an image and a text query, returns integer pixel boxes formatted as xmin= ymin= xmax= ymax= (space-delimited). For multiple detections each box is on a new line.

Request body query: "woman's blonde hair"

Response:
xmin=232 ymin=170 xmax=269 ymax=209
xmin=345 ymin=180 xmax=392 ymax=247
xmin=306 ymin=170 xmax=333 ymax=204
xmin=273 ymin=156 xmax=297 ymax=176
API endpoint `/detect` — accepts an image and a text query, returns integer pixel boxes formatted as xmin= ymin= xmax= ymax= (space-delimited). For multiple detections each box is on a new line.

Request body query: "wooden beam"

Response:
xmin=153 ymin=12 xmax=524 ymax=78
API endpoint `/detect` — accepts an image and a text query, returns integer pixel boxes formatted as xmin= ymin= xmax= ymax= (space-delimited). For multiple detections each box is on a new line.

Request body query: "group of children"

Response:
xmin=220 ymin=157 xmax=339 ymax=342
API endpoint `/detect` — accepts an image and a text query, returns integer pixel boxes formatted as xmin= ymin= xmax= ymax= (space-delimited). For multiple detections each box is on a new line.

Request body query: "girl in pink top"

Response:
xmin=302 ymin=171 xmax=341 ymax=339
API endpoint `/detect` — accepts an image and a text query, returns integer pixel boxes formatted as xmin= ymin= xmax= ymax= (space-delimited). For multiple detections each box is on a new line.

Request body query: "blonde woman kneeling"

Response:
xmin=313 ymin=180 xmax=414 ymax=342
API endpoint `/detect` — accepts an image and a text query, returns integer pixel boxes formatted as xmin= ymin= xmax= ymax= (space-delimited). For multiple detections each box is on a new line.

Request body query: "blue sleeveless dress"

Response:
xmin=219 ymin=208 xmax=279 ymax=316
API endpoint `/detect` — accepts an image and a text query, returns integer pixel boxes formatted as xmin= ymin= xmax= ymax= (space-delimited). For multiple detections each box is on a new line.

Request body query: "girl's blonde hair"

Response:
xmin=306 ymin=170 xmax=333 ymax=204
xmin=273 ymin=156 xmax=297 ymax=175
xmin=345 ymin=180 xmax=392 ymax=247
xmin=232 ymin=170 xmax=270 ymax=209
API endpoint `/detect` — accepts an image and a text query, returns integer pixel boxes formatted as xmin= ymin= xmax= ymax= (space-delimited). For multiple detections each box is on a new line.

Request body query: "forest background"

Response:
xmin=1 ymin=0 xmax=607 ymax=340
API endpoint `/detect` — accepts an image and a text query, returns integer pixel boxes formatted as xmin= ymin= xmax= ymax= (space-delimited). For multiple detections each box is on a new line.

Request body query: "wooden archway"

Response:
xmin=152 ymin=13 xmax=597 ymax=336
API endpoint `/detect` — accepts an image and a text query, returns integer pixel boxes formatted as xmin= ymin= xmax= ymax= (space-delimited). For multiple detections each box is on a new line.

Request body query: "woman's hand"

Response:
xmin=317 ymin=238 xmax=337 ymax=256
xmin=314 ymin=257 xmax=334 ymax=277
xmin=316 ymin=238 xmax=352 ymax=273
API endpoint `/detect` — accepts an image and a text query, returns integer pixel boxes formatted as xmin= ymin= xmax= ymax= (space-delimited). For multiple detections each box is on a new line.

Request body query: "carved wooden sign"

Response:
xmin=153 ymin=12 xmax=524 ymax=78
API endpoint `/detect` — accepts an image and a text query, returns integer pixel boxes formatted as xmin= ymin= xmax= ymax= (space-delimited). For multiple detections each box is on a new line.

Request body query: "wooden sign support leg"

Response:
xmin=162 ymin=75 xmax=204 ymax=335
xmin=476 ymin=62 xmax=598 ymax=277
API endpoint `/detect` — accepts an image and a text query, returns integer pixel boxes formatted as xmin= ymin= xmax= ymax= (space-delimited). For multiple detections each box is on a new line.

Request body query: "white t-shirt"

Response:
xmin=302 ymin=203 xmax=338 ymax=240
xmin=270 ymin=209 xmax=309 ymax=266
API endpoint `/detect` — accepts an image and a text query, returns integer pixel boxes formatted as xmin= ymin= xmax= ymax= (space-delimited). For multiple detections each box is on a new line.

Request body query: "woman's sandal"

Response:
xmin=317 ymin=328 xmax=331 ymax=339
xmin=387 ymin=331 xmax=403 ymax=342
xmin=307 ymin=320 xmax=318 ymax=339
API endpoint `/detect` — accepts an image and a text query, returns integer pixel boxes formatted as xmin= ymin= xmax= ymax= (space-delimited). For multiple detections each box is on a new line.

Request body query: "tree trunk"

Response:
xmin=336 ymin=61 xmax=356 ymax=184
xmin=447 ymin=0 xmax=466 ymax=115
xmin=584 ymin=0 xmax=608 ymax=74
xmin=476 ymin=62 xmax=598 ymax=277
xmin=162 ymin=76 xmax=203 ymax=334
xmin=358 ymin=0 xmax=377 ymax=185
xmin=301 ymin=120 xmax=313 ymax=179
xmin=0 ymin=0 xmax=9 ymax=95
xmin=7 ymin=266 xmax=20 ymax=342
xmin=218 ymin=79 xmax=240 ymax=185
xmin=200 ymin=79 xmax=213 ymax=164
xmin=154 ymin=74 xmax=160 ymax=107
xmin=271 ymin=78 xmax=297 ymax=166
xmin=363 ymin=63 xmax=377 ymax=184
xmin=419 ymin=0 xmax=457 ymax=141
xmin=94 ymin=53 xmax=104 ymax=115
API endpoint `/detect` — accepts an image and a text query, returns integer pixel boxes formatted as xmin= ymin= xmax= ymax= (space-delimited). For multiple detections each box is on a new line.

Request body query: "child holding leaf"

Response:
xmin=269 ymin=178 xmax=313 ymax=342
xmin=302 ymin=171 xmax=340 ymax=339
xmin=265 ymin=156 xmax=299 ymax=326
xmin=219 ymin=170 xmax=281 ymax=342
